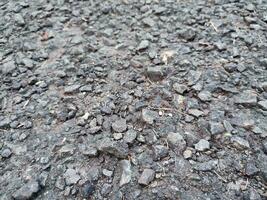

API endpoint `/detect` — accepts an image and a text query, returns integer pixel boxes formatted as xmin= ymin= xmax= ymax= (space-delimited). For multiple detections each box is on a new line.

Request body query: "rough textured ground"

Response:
xmin=1 ymin=0 xmax=267 ymax=199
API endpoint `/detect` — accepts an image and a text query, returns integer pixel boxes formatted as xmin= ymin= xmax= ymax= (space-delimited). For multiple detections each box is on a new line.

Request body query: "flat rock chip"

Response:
xmin=64 ymin=84 xmax=81 ymax=94
xmin=141 ymin=109 xmax=158 ymax=124
xmin=258 ymin=100 xmax=267 ymax=110
xmin=193 ymin=160 xmax=218 ymax=172
xmin=147 ymin=66 xmax=164 ymax=81
xmin=209 ymin=122 xmax=225 ymax=135
xmin=64 ymin=169 xmax=81 ymax=185
xmin=137 ymin=40 xmax=149 ymax=50
xmin=173 ymin=83 xmax=187 ymax=94
xmin=234 ymin=90 xmax=257 ymax=105
xmin=13 ymin=181 xmax=40 ymax=200
xmin=1 ymin=148 xmax=12 ymax=158
xmin=231 ymin=136 xmax=250 ymax=149
xmin=119 ymin=160 xmax=132 ymax=187
xmin=198 ymin=91 xmax=212 ymax=101
xmin=124 ymin=129 xmax=137 ymax=144
xmin=188 ymin=109 xmax=204 ymax=117
xmin=112 ymin=119 xmax=127 ymax=132
xmin=1 ymin=61 xmax=16 ymax=75
xmin=194 ymin=139 xmax=210 ymax=152
xmin=167 ymin=132 xmax=186 ymax=146
xmin=138 ymin=169 xmax=155 ymax=185
xmin=97 ymin=138 xmax=129 ymax=158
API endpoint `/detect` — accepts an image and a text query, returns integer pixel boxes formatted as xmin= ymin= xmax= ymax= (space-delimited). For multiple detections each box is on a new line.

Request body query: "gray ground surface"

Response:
xmin=1 ymin=0 xmax=267 ymax=199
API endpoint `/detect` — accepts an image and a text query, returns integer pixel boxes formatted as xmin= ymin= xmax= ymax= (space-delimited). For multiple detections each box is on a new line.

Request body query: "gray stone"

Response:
xmin=178 ymin=28 xmax=196 ymax=41
xmin=1 ymin=61 xmax=16 ymax=75
xmin=141 ymin=109 xmax=158 ymax=124
xmin=263 ymin=141 xmax=267 ymax=154
xmin=138 ymin=169 xmax=155 ymax=185
xmin=188 ymin=109 xmax=204 ymax=117
xmin=234 ymin=90 xmax=257 ymax=105
xmin=167 ymin=132 xmax=186 ymax=154
xmin=124 ymin=129 xmax=137 ymax=144
xmin=194 ymin=139 xmax=210 ymax=151
xmin=258 ymin=100 xmax=267 ymax=110
xmin=209 ymin=122 xmax=225 ymax=135
xmin=260 ymin=58 xmax=267 ymax=67
xmin=183 ymin=149 xmax=193 ymax=159
xmin=193 ymin=160 xmax=218 ymax=171
xmin=64 ymin=169 xmax=80 ymax=185
xmin=260 ymin=82 xmax=267 ymax=91
xmin=237 ymin=64 xmax=246 ymax=72
xmin=245 ymin=162 xmax=259 ymax=176
xmin=152 ymin=145 xmax=169 ymax=160
xmin=187 ymin=70 xmax=202 ymax=86
xmin=40 ymin=156 xmax=49 ymax=164
xmin=59 ymin=144 xmax=75 ymax=156
xmin=81 ymin=182 xmax=95 ymax=198
xmin=147 ymin=66 xmax=164 ymax=81
xmin=137 ymin=40 xmax=149 ymax=50
xmin=38 ymin=171 xmax=49 ymax=187
xmin=79 ymin=85 xmax=92 ymax=92
xmin=112 ymin=119 xmax=127 ymax=132
xmin=64 ymin=84 xmax=81 ymax=94
xmin=12 ymin=181 xmax=40 ymax=200
xmin=223 ymin=120 xmax=234 ymax=133
xmin=1 ymin=148 xmax=12 ymax=158
xmin=113 ymin=132 xmax=123 ymax=140
xmin=14 ymin=14 xmax=25 ymax=26
xmin=143 ymin=17 xmax=155 ymax=27
xmin=247 ymin=189 xmax=262 ymax=200
xmin=230 ymin=113 xmax=255 ymax=129
xmin=119 ymin=160 xmax=132 ymax=187
xmin=97 ymin=138 xmax=129 ymax=158
xmin=103 ymin=169 xmax=113 ymax=177
xmin=173 ymin=83 xmax=187 ymax=94
xmin=198 ymin=91 xmax=212 ymax=101
xmin=257 ymin=153 xmax=267 ymax=182
xmin=231 ymin=136 xmax=250 ymax=149
xmin=79 ymin=145 xmax=98 ymax=157
xmin=0 ymin=118 xmax=11 ymax=129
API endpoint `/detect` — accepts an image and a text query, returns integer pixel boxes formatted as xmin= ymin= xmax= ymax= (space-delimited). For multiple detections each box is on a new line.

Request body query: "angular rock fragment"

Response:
xmin=167 ymin=132 xmax=186 ymax=154
xmin=209 ymin=122 xmax=225 ymax=135
xmin=231 ymin=136 xmax=250 ymax=149
xmin=119 ymin=160 xmax=132 ymax=187
xmin=193 ymin=160 xmax=218 ymax=171
xmin=64 ymin=169 xmax=80 ymax=185
xmin=258 ymin=100 xmax=267 ymax=110
xmin=141 ymin=109 xmax=158 ymax=124
xmin=188 ymin=109 xmax=204 ymax=117
xmin=173 ymin=83 xmax=187 ymax=94
xmin=64 ymin=84 xmax=81 ymax=94
xmin=137 ymin=40 xmax=149 ymax=51
xmin=194 ymin=139 xmax=210 ymax=152
xmin=234 ymin=90 xmax=257 ymax=105
xmin=97 ymin=138 xmax=129 ymax=158
xmin=13 ymin=181 xmax=40 ymax=200
xmin=112 ymin=119 xmax=127 ymax=133
xmin=146 ymin=66 xmax=164 ymax=81
xmin=198 ymin=91 xmax=212 ymax=102
xmin=124 ymin=129 xmax=137 ymax=144
xmin=138 ymin=169 xmax=155 ymax=185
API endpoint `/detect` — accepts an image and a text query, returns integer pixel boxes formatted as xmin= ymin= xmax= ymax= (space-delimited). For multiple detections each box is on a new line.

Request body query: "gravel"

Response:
xmin=1 ymin=0 xmax=266 ymax=199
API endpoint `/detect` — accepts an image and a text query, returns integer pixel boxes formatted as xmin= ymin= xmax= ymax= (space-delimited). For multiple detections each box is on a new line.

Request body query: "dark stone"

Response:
xmin=81 ymin=181 xmax=95 ymax=198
